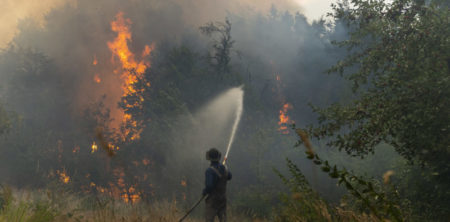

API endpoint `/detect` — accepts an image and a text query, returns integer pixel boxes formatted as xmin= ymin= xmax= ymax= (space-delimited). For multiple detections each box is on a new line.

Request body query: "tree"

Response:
xmin=200 ymin=19 xmax=234 ymax=74
xmin=308 ymin=0 xmax=449 ymax=178
xmin=302 ymin=0 xmax=449 ymax=218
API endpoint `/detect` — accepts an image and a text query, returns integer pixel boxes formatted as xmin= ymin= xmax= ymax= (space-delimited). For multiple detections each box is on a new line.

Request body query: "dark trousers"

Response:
xmin=205 ymin=200 xmax=226 ymax=222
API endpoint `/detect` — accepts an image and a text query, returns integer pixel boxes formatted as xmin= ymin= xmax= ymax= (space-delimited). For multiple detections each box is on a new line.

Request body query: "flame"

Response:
xmin=181 ymin=179 xmax=187 ymax=187
xmin=79 ymin=12 xmax=154 ymax=205
xmin=91 ymin=141 xmax=98 ymax=153
xmin=72 ymin=146 xmax=80 ymax=153
xmin=107 ymin=11 xmax=153 ymax=141
xmin=94 ymin=74 xmax=101 ymax=83
xmin=112 ymin=168 xmax=142 ymax=203
xmin=142 ymin=158 xmax=150 ymax=166
xmin=142 ymin=45 xmax=152 ymax=57
xmin=58 ymin=170 xmax=70 ymax=184
xmin=93 ymin=55 xmax=98 ymax=65
xmin=278 ymin=103 xmax=294 ymax=134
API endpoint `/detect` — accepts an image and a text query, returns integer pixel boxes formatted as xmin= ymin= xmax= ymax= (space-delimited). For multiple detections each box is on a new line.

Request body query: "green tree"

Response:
xmin=303 ymin=0 xmax=449 ymax=218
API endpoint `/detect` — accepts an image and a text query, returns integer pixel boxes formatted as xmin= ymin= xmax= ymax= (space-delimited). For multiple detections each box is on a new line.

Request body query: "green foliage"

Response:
xmin=27 ymin=202 xmax=58 ymax=222
xmin=232 ymin=185 xmax=276 ymax=218
xmin=310 ymin=0 xmax=449 ymax=174
xmin=0 ymin=185 xmax=58 ymax=222
xmin=303 ymin=0 xmax=449 ymax=218
xmin=296 ymin=129 xmax=403 ymax=221
xmin=274 ymin=159 xmax=334 ymax=222
xmin=0 ymin=186 xmax=13 ymax=212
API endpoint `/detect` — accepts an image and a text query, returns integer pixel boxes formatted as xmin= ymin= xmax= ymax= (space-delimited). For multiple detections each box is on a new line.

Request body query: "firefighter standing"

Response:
xmin=202 ymin=148 xmax=232 ymax=222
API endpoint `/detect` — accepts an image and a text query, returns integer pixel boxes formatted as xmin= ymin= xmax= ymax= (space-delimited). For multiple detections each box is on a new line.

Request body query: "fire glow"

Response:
xmin=58 ymin=170 xmax=70 ymax=184
xmin=278 ymin=103 xmax=294 ymax=134
xmin=106 ymin=11 xmax=153 ymax=141
xmin=91 ymin=141 xmax=98 ymax=153
xmin=79 ymin=12 xmax=155 ymax=203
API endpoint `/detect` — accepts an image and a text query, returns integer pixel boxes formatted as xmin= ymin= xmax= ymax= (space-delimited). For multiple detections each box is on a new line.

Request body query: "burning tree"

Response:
xmin=107 ymin=11 xmax=153 ymax=142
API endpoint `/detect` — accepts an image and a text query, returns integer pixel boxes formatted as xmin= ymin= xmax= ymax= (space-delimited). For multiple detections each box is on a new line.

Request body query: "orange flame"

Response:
xmin=91 ymin=141 xmax=98 ymax=153
xmin=94 ymin=74 xmax=101 ymax=83
xmin=58 ymin=170 xmax=70 ymax=184
xmin=142 ymin=158 xmax=150 ymax=166
xmin=81 ymin=11 xmax=154 ymax=205
xmin=93 ymin=55 xmax=98 ymax=65
xmin=72 ymin=146 xmax=80 ymax=153
xmin=181 ymin=179 xmax=187 ymax=187
xmin=112 ymin=168 xmax=141 ymax=203
xmin=142 ymin=44 xmax=152 ymax=57
xmin=107 ymin=11 xmax=153 ymax=141
xmin=278 ymin=103 xmax=294 ymax=134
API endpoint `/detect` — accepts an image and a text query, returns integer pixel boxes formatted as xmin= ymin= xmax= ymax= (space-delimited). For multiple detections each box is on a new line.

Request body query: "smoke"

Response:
xmin=0 ymin=0 xmax=315 ymax=49
xmin=1 ymin=0 xmax=338 ymax=118
xmin=0 ymin=0 xmax=67 ymax=47
xmin=152 ymin=86 xmax=245 ymax=198
xmin=0 ymin=0 xmax=353 ymax=207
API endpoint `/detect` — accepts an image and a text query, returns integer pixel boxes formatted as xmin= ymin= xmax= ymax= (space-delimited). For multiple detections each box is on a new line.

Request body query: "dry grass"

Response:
xmin=1 ymin=186 xmax=377 ymax=222
xmin=0 ymin=187 xmax=268 ymax=222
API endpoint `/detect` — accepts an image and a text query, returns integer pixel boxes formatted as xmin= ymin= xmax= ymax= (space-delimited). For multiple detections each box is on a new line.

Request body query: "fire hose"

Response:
xmin=178 ymin=194 xmax=207 ymax=222
xmin=179 ymin=86 xmax=243 ymax=221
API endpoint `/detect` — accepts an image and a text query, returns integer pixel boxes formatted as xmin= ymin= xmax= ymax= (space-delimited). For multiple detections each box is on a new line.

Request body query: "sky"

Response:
xmin=0 ymin=0 xmax=336 ymax=48
xmin=295 ymin=0 xmax=336 ymax=20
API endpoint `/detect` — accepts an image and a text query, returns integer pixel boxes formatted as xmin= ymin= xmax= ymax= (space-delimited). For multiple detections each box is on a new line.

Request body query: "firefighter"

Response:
xmin=202 ymin=148 xmax=232 ymax=222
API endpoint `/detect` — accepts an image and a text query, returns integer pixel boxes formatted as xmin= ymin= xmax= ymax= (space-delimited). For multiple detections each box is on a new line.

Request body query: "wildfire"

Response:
xmin=93 ymin=55 xmax=98 ymax=65
xmin=77 ymin=11 xmax=154 ymax=205
xmin=107 ymin=11 xmax=153 ymax=141
xmin=94 ymin=74 xmax=101 ymax=83
xmin=181 ymin=179 xmax=187 ymax=187
xmin=113 ymin=168 xmax=141 ymax=203
xmin=58 ymin=170 xmax=70 ymax=184
xmin=278 ymin=103 xmax=294 ymax=134
xmin=91 ymin=141 xmax=98 ymax=153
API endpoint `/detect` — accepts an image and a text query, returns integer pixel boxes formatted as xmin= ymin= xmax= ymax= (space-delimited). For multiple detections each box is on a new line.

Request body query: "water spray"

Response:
xmin=222 ymin=85 xmax=244 ymax=165
xmin=179 ymin=86 xmax=244 ymax=222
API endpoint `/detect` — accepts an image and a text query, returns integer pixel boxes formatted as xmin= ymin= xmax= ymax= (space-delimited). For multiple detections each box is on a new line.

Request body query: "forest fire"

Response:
xmin=273 ymin=72 xmax=294 ymax=134
xmin=107 ymin=11 xmax=153 ymax=141
xmin=278 ymin=103 xmax=294 ymax=134
xmin=0 ymin=0 xmax=446 ymax=220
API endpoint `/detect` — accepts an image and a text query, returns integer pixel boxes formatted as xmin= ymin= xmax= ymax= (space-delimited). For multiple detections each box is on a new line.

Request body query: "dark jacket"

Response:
xmin=202 ymin=161 xmax=232 ymax=197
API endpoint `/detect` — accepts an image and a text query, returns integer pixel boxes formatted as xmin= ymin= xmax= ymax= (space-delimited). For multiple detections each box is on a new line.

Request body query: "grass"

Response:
xmin=0 ymin=184 xmax=382 ymax=222
xmin=0 ymin=185 xmax=269 ymax=222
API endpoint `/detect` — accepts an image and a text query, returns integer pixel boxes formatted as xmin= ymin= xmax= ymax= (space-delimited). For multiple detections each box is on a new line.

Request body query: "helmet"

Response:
xmin=206 ymin=148 xmax=221 ymax=161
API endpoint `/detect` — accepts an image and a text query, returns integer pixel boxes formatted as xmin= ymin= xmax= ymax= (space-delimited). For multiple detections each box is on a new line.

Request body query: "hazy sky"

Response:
xmin=294 ymin=0 xmax=336 ymax=20
xmin=0 ymin=0 xmax=335 ymax=48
